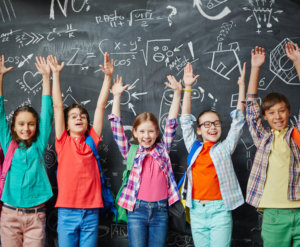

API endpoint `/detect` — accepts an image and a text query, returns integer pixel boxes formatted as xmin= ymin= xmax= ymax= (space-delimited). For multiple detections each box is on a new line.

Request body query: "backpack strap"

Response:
xmin=1 ymin=140 xmax=18 ymax=181
xmin=85 ymin=135 xmax=102 ymax=175
xmin=127 ymin=144 xmax=139 ymax=171
xmin=187 ymin=140 xmax=202 ymax=167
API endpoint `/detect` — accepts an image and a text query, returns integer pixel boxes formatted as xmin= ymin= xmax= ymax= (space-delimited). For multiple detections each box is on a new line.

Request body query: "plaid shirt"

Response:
xmin=108 ymin=114 xmax=180 ymax=211
xmin=180 ymin=109 xmax=245 ymax=211
xmin=246 ymin=94 xmax=300 ymax=207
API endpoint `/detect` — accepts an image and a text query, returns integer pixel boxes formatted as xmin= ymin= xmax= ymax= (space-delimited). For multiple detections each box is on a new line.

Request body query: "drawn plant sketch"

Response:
xmin=193 ymin=0 xmax=231 ymax=20
xmin=0 ymin=0 xmax=16 ymax=22
xmin=244 ymin=0 xmax=283 ymax=34
xmin=44 ymin=145 xmax=57 ymax=169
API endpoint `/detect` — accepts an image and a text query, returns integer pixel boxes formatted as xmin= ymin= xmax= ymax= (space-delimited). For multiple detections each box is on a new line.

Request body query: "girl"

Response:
xmin=0 ymin=55 xmax=53 ymax=247
xmin=108 ymin=75 xmax=181 ymax=247
xmin=48 ymin=53 xmax=113 ymax=247
xmin=180 ymin=63 xmax=246 ymax=247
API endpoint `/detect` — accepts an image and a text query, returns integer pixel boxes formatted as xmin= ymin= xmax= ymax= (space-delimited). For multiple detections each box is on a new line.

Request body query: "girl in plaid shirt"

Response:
xmin=108 ymin=75 xmax=181 ymax=247
xmin=180 ymin=63 xmax=246 ymax=247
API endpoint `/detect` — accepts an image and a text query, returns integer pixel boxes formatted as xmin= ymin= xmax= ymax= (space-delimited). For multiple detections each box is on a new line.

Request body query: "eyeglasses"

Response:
xmin=198 ymin=120 xmax=222 ymax=128
xmin=68 ymin=113 xmax=87 ymax=120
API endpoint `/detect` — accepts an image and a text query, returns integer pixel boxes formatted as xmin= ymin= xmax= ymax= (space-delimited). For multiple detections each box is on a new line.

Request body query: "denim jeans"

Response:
xmin=57 ymin=208 xmax=99 ymax=247
xmin=127 ymin=199 xmax=169 ymax=247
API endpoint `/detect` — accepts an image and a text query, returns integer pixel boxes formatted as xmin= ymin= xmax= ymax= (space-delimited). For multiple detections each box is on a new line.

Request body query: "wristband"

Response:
xmin=183 ymin=89 xmax=193 ymax=92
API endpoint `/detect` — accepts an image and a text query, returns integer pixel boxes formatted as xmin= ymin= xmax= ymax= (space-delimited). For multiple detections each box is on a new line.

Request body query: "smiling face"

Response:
xmin=14 ymin=112 xmax=37 ymax=141
xmin=66 ymin=108 xmax=89 ymax=137
xmin=133 ymin=120 xmax=159 ymax=150
xmin=263 ymin=102 xmax=290 ymax=131
xmin=197 ymin=112 xmax=221 ymax=143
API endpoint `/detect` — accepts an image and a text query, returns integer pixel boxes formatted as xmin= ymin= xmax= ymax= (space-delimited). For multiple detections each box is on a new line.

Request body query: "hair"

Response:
xmin=261 ymin=92 xmax=291 ymax=116
xmin=64 ymin=102 xmax=91 ymax=135
xmin=197 ymin=110 xmax=221 ymax=126
xmin=132 ymin=112 xmax=160 ymax=143
xmin=11 ymin=106 xmax=40 ymax=149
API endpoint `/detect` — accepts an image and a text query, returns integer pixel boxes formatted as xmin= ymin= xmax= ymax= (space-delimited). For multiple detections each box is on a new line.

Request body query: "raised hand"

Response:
xmin=47 ymin=55 xmax=65 ymax=73
xmin=285 ymin=42 xmax=300 ymax=63
xmin=251 ymin=46 xmax=265 ymax=68
xmin=0 ymin=55 xmax=13 ymax=76
xmin=111 ymin=76 xmax=130 ymax=96
xmin=238 ymin=62 xmax=246 ymax=86
xmin=99 ymin=52 xmax=114 ymax=77
xmin=165 ymin=75 xmax=182 ymax=94
xmin=35 ymin=56 xmax=50 ymax=76
xmin=183 ymin=63 xmax=199 ymax=87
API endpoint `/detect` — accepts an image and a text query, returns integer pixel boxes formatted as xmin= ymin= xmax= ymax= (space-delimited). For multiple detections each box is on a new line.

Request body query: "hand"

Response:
xmin=183 ymin=63 xmax=199 ymax=87
xmin=237 ymin=62 xmax=246 ymax=86
xmin=47 ymin=55 xmax=65 ymax=73
xmin=165 ymin=75 xmax=182 ymax=95
xmin=251 ymin=46 xmax=265 ymax=68
xmin=0 ymin=55 xmax=13 ymax=76
xmin=99 ymin=52 xmax=114 ymax=77
xmin=285 ymin=42 xmax=300 ymax=63
xmin=35 ymin=56 xmax=50 ymax=76
xmin=111 ymin=76 xmax=130 ymax=96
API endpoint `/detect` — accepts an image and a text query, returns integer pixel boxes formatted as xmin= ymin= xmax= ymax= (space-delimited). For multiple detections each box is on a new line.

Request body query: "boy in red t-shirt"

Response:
xmin=48 ymin=53 xmax=113 ymax=247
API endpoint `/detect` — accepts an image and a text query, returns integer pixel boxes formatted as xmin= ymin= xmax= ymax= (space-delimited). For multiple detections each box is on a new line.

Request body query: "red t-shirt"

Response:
xmin=55 ymin=127 xmax=103 ymax=208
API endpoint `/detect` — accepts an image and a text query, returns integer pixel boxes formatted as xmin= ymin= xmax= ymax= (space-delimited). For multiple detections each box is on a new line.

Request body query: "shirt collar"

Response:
xmin=271 ymin=127 xmax=289 ymax=135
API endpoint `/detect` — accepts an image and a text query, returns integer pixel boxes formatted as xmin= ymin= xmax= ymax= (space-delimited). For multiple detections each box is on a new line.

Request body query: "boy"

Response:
xmin=246 ymin=43 xmax=300 ymax=247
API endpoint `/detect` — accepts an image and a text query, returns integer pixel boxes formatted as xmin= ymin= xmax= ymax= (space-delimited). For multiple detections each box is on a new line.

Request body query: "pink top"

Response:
xmin=137 ymin=154 xmax=168 ymax=201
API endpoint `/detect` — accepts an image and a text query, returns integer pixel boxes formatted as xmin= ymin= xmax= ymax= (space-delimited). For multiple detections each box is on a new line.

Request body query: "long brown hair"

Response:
xmin=11 ymin=106 xmax=40 ymax=149
xmin=132 ymin=112 xmax=160 ymax=143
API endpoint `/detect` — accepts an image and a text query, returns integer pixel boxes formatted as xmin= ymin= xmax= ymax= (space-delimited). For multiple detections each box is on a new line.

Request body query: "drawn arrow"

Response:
xmin=24 ymin=32 xmax=34 ymax=45
xmin=131 ymin=92 xmax=148 ymax=99
xmin=243 ymin=7 xmax=251 ymax=11
xmin=80 ymin=100 xmax=91 ymax=105
xmin=128 ymin=79 xmax=139 ymax=90
xmin=36 ymin=34 xmax=44 ymax=43
xmin=198 ymin=87 xmax=205 ymax=102
xmin=174 ymin=44 xmax=183 ymax=52
xmin=274 ymin=10 xmax=283 ymax=14
xmin=105 ymin=100 xmax=113 ymax=108
xmin=246 ymin=15 xmax=253 ymax=22
xmin=128 ymin=103 xmax=136 ymax=116
xmin=165 ymin=57 xmax=169 ymax=67
xmin=272 ymin=16 xmax=279 ymax=22
xmin=18 ymin=54 xmax=34 ymax=68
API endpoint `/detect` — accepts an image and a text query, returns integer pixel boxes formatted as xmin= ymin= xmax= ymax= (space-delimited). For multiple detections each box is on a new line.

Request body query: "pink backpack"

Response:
xmin=0 ymin=141 xmax=18 ymax=215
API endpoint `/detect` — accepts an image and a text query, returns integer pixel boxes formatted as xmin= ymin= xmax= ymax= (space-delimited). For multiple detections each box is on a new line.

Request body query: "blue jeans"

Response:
xmin=127 ymin=199 xmax=169 ymax=247
xmin=190 ymin=200 xmax=232 ymax=247
xmin=57 ymin=208 xmax=99 ymax=247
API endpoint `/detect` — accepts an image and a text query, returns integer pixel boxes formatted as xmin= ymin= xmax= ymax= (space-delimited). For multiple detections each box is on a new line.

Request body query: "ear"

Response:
xmin=156 ymin=129 xmax=159 ymax=138
xmin=262 ymin=114 xmax=267 ymax=120
xmin=196 ymin=127 xmax=202 ymax=136
xmin=288 ymin=110 xmax=291 ymax=117
xmin=133 ymin=128 xmax=138 ymax=138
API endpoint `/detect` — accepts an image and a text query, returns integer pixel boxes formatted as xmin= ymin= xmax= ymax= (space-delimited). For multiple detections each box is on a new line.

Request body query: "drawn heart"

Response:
xmin=23 ymin=71 xmax=42 ymax=91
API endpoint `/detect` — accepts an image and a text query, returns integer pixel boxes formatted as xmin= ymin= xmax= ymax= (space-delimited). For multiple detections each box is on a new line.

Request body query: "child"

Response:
xmin=180 ymin=62 xmax=246 ymax=247
xmin=108 ymin=75 xmax=181 ymax=247
xmin=0 ymin=55 xmax=53 ymax=247
xmin=48 ymin=53 xmax=113 ymax=247
xmin=246 ymin=44 xmax=300 ymax=247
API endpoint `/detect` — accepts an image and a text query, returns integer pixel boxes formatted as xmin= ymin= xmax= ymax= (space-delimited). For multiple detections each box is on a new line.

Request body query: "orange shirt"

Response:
xmin=292 ymin=127 xmax=300 ymax=150
xmin=55 ymin=128 xmax=103 ymax=208
xmin=192 ymin=142 xmax=222 ymax=200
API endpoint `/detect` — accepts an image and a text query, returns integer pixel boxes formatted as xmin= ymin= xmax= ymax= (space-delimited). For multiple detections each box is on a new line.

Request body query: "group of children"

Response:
xmin=0 ymin=41 xmax=299 ymax=247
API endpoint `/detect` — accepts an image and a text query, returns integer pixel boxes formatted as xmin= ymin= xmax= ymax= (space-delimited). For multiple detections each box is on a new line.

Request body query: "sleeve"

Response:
xmin=295 ymin=111 xmax=300 ymax=132
xmin=245 ymin=94 xmax=268 ymax=147
xmin=37 ymin=95 xmax=54 ymax=151
xmin=88 ymin=127 xmax=102 ymax=147
xmin=55 ymin=129 xmax=68 ymax=155
xmin=222 ymin=109 xmax=246 ymax=155
xmin=180 ymin=114 xmax=197 ymax=153
xmin=161 ymin=118 xmax=178 ymax=154
xmin=0 ymin=96 xmax=12 ymax=154
xmin=108 ymin=114 xmax=130 ymax=160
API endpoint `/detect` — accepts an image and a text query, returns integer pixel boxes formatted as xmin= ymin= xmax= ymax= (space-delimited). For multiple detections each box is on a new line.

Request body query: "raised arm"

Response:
xmin=111 ymin=76 xmax=130 ymax=117
xmin=48 ymin=55 xmax=65 ymax=139
xmin=181 ymin=62 xmax=199 ymax=115
xmin=286 ymin=42 xmax=300 ymax=82
xmin=247 ymin=47 xmax=265 ymax=95
xmin=165 ymin=75 xmax=182 ymax=119
xmin=35 ymin=57 xmax=51 ymax=95
xmin=93 ymin=52 xmax=113 ymax=137
xmin=237 ymin=62 xmax=246 ymax=113
xmin=0 ymin=55 xmax=13 ymax=96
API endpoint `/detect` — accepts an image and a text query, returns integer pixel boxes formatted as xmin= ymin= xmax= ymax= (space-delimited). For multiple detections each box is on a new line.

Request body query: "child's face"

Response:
xmin=263 ymin=102 xmax=291 ymax=131
xmin=133 ymin=120 xmax=159 ymax=150
xmin=67 ymin=108 xmax=88 ymax=137
xmin=197 ymin=112 xmax=221 ymax=143
xmin=14 ymin=112 xmax=37 ymax=141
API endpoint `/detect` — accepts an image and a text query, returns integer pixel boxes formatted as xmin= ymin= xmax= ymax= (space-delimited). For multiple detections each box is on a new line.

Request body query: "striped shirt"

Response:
xmin=246 ymin=94 xmax=300 ymax=207
xmin=108 ymin=114 xmax=180 ymax=211
xmin=180 ymin=109 xmax=245 ymax=211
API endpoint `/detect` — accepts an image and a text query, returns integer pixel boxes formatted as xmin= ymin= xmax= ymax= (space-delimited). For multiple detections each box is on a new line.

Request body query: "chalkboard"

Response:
xmin=0 ymin=0 xmax=300 ymax=246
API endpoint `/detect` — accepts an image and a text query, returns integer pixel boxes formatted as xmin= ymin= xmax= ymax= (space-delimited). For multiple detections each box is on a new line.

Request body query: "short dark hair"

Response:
xmin=11 ymin=106 xmax=40 ymax=149
xmin=64 ymin=102 xmax=91 ymax=134
xmin=197 ymin=110 xmax=221 ymax=126
xmin=261 ymin=93 xmax=291 ymax=116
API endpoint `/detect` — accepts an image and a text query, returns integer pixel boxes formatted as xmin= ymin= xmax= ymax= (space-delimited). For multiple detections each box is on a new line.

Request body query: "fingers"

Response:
xmin=241 ymin=62 xmax=246 ymax=76
xmin=295 ymin=43 xmax=299 ymax=51
xmin=164 ymin=82 xmax=173 ymax=89
xmin=61 ymin=61 xmax=65 ymax=69
xmin=7 ymin=67 xmax=13 ymax=72
xmin=123 ymin=84 xmax=130 ymax=90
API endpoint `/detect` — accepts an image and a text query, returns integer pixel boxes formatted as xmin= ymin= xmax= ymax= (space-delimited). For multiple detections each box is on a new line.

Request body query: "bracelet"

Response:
xmin=183 ymin=89 xmax=193 ymax=92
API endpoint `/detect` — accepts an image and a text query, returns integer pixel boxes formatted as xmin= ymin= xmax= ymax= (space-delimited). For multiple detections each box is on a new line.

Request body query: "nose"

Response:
xmin=145 ymin=132 xmax=150 ymax=137
xmin=274 ymin=111 xmax=280 ymax=119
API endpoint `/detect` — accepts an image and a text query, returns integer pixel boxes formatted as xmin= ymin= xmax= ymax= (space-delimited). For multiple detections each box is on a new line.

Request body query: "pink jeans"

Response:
xmin=0 ymin=206 xmax=46 ymax=247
